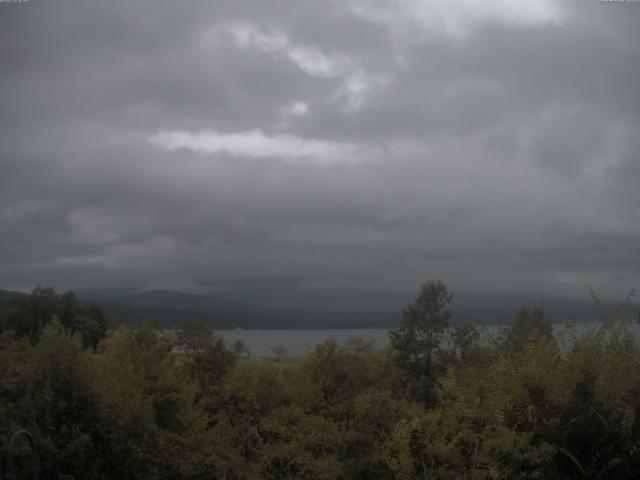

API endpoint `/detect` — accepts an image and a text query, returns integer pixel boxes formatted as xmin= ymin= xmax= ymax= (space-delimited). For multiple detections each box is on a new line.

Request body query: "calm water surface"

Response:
xmin=218 ymin=321 xmax=640 ymax=357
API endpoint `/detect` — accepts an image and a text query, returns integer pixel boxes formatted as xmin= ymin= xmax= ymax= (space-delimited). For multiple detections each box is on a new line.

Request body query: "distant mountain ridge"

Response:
xmin=2 ymin=287 xmax=637 ymax=329
xmin=73 ymin=289 xmax=399 ymax=329
xmin=78 ymin=289 xmax=250 ymax=310
xmin=0 ymin=289 xmax=28 ymax=302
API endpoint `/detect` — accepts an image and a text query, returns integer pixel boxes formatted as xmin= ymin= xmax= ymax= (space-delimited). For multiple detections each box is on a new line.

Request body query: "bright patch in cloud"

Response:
xmin=150 ymin=129 xmax=361 ymax=166
xmin=282 ymin=101 xmax=310 ymax=117
xmin=347 ymin=0 xmax=565 ymax=42
xmin=204 ymin=22 xmax=390 ymax=111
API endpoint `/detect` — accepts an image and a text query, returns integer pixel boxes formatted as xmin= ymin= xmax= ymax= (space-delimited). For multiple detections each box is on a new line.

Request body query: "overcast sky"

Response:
xmin=1 ymin=0 xmax=639 ymax=306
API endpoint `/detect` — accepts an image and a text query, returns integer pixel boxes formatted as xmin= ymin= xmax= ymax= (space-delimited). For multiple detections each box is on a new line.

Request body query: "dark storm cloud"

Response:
xmin=1 ymin=0 xmax=639 ymax=303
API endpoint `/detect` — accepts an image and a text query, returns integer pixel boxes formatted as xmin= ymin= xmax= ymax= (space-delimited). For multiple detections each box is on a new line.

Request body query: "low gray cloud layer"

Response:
xmin=1 ymin=0 xmax=639 ymax=305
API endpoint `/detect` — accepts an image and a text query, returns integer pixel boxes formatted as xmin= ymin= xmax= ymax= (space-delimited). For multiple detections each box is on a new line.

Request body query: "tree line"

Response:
xmin=1 ymin=281 xmax=639 ymax=479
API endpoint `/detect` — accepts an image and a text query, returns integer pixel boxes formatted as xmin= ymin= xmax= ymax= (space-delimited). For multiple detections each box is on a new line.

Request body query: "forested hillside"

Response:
xmin=1 ymin=283 xmax=640 ymax=479
xmin=2 ymin=287 xmax=630 ymax=331
xmin=74 ymin=289 xmax=400 ymax=329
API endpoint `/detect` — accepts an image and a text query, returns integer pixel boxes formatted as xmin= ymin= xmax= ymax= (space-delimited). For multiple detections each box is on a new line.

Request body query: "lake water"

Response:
xmin=217 ymin=321 xmax=640 ymax=357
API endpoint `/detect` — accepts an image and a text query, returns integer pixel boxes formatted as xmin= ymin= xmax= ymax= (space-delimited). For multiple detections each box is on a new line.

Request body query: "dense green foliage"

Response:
xmin=390 ymin=280 xmax=452 ymax=406
xmin=0 ymin=287 xmax=107 ymax=348
xmin=1 ymin=285 xmax=640 ymax=479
